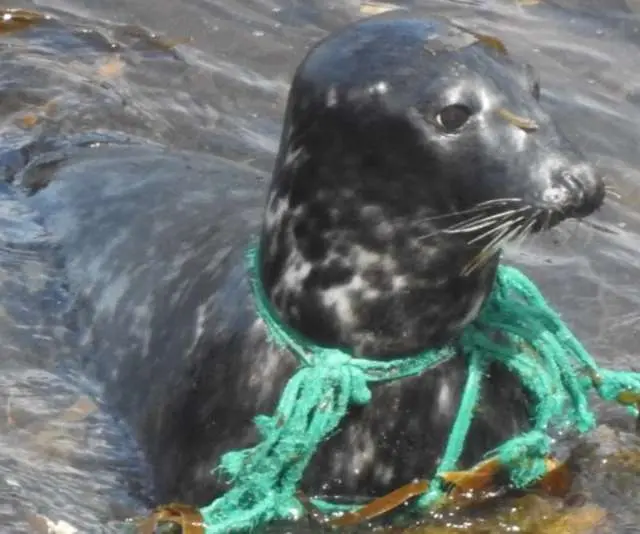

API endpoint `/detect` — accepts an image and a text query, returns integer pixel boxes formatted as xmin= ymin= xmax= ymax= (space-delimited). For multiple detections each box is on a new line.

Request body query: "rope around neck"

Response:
xmin=198 ymin=244 xmax=640 ymax=533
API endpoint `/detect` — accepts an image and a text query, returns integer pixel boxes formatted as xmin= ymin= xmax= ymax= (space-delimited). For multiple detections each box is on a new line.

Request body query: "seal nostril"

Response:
xmin=561 ymin=170 xmax=584 ymax=199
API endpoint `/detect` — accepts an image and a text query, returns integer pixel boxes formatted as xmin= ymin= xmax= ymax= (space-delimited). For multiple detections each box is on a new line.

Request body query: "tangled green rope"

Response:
xmin=198 ymin=245 xmax=640 ymax=533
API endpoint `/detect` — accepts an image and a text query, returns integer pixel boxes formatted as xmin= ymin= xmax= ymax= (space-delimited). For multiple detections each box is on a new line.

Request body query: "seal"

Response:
xmin=26 ymin=13 xmax=605 ymax=507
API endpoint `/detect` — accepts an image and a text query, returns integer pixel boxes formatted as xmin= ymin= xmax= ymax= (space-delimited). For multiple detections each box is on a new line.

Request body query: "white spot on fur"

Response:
xmin=326 ymin=86 xmax=338 ymax=107
xmin=245 ymin=319 xmax=296 ymax=405
xmin=283 ymin=146 xmax=307 ymax=168
xmin=373 ymin=220 xmax=395 ymax=240
xmin=391 ymin=275 xmax=407 ymax=290
xmin=436 ymin=384 xmax=451 ymax=412
xmin=185 ymin=303 xmax=208 ymax=356
xmin=251 ymin=347 xmax=283 ymax=404
xmin=345 ymin=427 xmax=376 ymax=478
xmin=315 ymin=247 xmax=400 ymax=324
xmin=354 ymin=438 xmax=375 ymax=473
xmin=322 ymin=284 xmax=356 ymax=326
xmin=363 ymin=287 xmax=380 ymax=300
xmin=436 ymin=382 xmax=454 ymax=416
xmin=282 ymin=258 xmax=312 ymax=293
xmin=368 ymin=81 xmax=389 ymax=95
xmin=354 ymin=247 xmax=381 ymax=269
xmin=248 ymin=317 xmax=266 ymax=339
xmin=264 ymin=193 xmax=289 ymax=230
xmin=351 ymin=245 xmax=397 ymax=273
xmin=321 ymin=251 xmax=340 ymax=267
xmin=94 ymin=272 xmax=130 ymax=318
xmin=374 ymin=463 xmax=395 ymax=486
xmin=132 ymin=303 xmax=152 ymax=359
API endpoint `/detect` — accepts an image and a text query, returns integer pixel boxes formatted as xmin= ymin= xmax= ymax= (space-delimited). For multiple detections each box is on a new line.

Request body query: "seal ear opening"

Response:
xmin=522 ymin=63 xmax=541 ymax=101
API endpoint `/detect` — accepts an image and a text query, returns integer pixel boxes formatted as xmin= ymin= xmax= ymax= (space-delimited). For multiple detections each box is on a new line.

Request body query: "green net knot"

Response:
xmin=590 ymin=368 xmax=640 ymax=416
xmin=494 ymin=430 xmax=551 ymax=488
xmin=319 ymin=348 xmax=372 ymax=405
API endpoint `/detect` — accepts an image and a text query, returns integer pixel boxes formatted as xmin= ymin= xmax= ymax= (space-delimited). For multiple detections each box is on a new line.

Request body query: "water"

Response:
xmin=1 ymin=0 xmax=640 ymax=532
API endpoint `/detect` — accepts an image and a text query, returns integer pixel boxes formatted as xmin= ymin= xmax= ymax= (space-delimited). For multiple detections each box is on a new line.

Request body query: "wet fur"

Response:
xmin=27 ymin=15 xmax=603 ymax=505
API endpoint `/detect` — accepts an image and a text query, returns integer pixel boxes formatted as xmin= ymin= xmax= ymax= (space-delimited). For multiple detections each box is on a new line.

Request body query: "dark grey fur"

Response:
xmin=27 ymin=14 xmax=604 ymax=505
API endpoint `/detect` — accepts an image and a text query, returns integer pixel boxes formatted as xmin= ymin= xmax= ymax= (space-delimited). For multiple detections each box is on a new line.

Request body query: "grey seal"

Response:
xmin=26 ymin=13 xmax=605 ymax=507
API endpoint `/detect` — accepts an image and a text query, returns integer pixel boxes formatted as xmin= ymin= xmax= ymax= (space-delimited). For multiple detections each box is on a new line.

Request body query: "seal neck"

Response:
xmin=258 ymin=191 xmax=499 ymax=359
xmin=258 ymin=114 xmax=499 ymax=359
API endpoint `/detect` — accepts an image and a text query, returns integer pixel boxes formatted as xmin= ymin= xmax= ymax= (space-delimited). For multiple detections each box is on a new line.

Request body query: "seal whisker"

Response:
xmin=472 ymin=197 xmax=526 ymax=209
xmin=443 ymin=216 xmax=513 ymax=236
xmin=418 ymin=198 xmax=526 ymax=225
xmin=462 ymin=220 xmax=522 ymax=276
xmin=524 ymin=214 xmax=539 ymax=237
xmin=418 ymin=209 xmax=519 ymax=241
xmin=440 ymin=207 xmax=532 ymax=239
xmin=476 ymin=213 xmax=533 ymax=257
xmin=512 ymin=214 xmax=538 ymax=249
xmin=444 ymin=208 xmax=528 ymax=234
xmin=490 ymin=224 xmax=525 ymax=255
xmin=461 ymin=245 xmax=497 ymax=276
xmin=482 ymin=221 xmax=523 ymax=254
xmin=418 ymin=210 xmax=497 ymax=226
xmin=543 ymin=208 xmax=554 ymax=232
xmin=464 ymin=214 xmax=528 ymax=244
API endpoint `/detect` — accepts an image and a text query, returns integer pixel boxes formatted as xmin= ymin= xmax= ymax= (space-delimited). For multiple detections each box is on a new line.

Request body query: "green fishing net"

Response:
xmin=196 ymin=245 xmax=640 ymax=533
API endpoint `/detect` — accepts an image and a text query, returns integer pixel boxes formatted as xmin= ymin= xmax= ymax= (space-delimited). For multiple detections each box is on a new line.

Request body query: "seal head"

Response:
xmin=261 ymin=15 xmax=605 ymax=359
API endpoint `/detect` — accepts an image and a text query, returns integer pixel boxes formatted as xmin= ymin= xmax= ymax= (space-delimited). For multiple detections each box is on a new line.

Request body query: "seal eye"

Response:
xmin=436 ymin=104 xmax=472 ymax=132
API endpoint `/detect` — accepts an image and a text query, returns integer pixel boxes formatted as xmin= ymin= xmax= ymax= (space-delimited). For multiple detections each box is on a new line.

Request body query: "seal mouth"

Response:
xmin=529 ymin=208 xmax=568 ymax=233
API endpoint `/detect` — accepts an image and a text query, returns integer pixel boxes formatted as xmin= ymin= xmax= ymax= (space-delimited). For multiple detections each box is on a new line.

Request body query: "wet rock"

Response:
xmin=566 ymin=424 xmax=640 ymax=533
